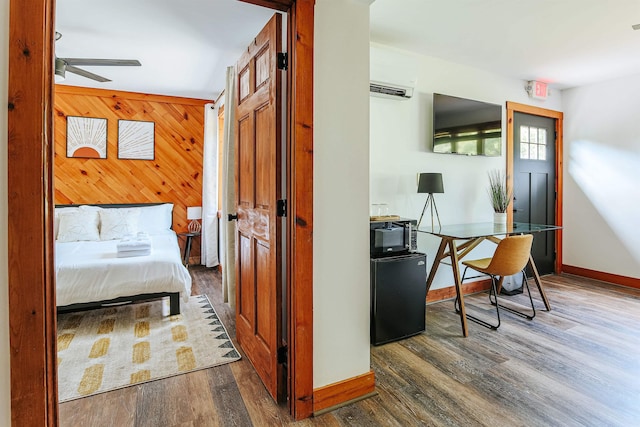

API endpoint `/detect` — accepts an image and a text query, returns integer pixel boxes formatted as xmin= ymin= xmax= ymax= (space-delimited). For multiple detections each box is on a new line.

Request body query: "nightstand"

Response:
xmin=178 ymin=232 xmax=201 ymax=267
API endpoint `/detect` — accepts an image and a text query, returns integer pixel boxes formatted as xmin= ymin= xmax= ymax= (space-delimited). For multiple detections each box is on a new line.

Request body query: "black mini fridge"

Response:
xmin=370 ymin=252 xmax=427 ymax=345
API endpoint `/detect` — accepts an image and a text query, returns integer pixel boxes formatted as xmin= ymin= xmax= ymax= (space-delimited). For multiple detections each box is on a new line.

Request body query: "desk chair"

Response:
xmin=455 ymin=234 xmax=536 ymax=330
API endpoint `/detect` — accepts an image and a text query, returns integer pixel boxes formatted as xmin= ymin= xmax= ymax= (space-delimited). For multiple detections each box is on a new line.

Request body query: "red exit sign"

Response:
xmin=528 ymin=80 xmax=548 ymax=100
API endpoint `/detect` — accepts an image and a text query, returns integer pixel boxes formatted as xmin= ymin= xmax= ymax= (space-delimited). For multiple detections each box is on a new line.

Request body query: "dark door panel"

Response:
xmin=513 ymin=112 xmax=556 ymax=275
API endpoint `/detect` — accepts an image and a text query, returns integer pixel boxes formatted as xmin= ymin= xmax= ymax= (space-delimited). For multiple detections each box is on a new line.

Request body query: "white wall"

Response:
xmin=562 ymin=75 xmax=640 ymax=278
xmin=314 ymin=0 xmax=371 ymax=387
xmin=369 ymin=43 xmax=564 ymax=289
xmin=1 ymin=0 xmax=11 ymax=423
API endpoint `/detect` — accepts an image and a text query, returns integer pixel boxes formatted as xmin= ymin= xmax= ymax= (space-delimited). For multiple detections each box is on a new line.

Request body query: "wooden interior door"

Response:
xmin=234 ymin=13 xmax=284 ymax=402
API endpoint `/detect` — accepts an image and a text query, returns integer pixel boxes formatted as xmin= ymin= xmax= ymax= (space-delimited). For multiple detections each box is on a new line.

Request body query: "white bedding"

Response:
xmin=55 ymin=230 xmax=192 ymax=307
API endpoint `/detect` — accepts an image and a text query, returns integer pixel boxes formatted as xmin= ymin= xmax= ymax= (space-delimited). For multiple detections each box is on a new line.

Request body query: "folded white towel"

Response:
xmin=117 ymin=235 xmax=151 ymax=256
xmin=117 ymin=248 xmax=151 ymax=258
xmin=117 ymin=240 xmax=151 ymax=251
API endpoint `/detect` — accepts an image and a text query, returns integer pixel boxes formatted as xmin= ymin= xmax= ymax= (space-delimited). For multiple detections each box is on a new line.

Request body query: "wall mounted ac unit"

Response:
xmin=370 ymin=80 xmax=414 ymax=100
xmin=370 ymin=44 xmax=417 ymax=100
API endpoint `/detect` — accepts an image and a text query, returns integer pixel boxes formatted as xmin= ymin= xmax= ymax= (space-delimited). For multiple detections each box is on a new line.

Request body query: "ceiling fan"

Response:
xmin=54 ymin=32 xmax=141 ymax=83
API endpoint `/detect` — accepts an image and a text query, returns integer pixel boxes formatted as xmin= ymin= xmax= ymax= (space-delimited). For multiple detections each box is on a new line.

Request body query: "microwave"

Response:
xmin=370 ymin=218 xmax=417 ymax=256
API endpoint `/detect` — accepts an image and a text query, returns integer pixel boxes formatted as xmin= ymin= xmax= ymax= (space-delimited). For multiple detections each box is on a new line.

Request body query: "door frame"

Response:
xmin=506 ymin=101 xmax=563 ymax=273
xmin=6 ymin=0 xmax=315 ymax=424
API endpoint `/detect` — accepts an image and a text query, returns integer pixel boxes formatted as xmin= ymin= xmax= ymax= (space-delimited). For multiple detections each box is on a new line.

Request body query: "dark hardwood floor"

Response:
xmin=59 ymin=268 xmax=640 ymax=426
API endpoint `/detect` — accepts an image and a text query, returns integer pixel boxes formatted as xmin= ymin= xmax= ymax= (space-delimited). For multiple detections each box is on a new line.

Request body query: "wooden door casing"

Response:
xmin=235 ymin=13 xmax=284 ymax=402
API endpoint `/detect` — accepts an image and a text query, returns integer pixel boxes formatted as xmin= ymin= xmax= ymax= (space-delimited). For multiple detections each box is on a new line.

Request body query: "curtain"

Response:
xmin=221 ymin=66 xmax=237 ymax=308
xmin=201 ymin=103 xmax=219 ymax=267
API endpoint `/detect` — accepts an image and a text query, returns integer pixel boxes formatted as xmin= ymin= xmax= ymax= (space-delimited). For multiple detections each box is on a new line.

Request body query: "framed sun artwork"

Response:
xmin=66 ymin=116 xmax=108 ymax=159
xmin=118 ymin=119 xmax=155 ymax=160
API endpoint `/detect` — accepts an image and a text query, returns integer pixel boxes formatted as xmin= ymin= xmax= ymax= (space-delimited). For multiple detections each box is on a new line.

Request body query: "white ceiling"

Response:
xmin=54 ymin=0 xmax=276 ymax=100
xmin=371 ymin=0 xmax=640 ymax=90
xmin=55 ymin=0 xmax=640 ymax=100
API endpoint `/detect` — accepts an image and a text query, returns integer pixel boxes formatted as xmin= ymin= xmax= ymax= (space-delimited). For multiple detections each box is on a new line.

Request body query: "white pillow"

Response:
xmin=137 ymin=203 xmax=174 ymax=234
xmin=99 ymin=208 xmax=141 ymax=240
xmin=79 ymin=205 xmax=103 ymax=212
xmin=54 ymin=207 xmax=79 ymax=240
xmin=56 ymin=209 xmax=100 ymax=242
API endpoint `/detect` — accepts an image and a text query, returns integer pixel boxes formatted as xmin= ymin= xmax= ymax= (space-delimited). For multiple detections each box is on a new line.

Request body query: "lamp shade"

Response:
xmin=186 ymin=206 xmax=202 ymax=220
xmin=417 ymin=173 xmax=444 ymax=194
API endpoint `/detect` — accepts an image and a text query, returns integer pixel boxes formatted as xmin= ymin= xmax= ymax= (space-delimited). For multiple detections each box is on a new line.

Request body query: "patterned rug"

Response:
xmin=57 ymin=295 xmax=240 ymax=402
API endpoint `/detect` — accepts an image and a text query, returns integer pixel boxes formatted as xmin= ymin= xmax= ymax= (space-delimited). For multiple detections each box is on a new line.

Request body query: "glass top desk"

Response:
xmin=417 ymin=222 xmax=562 ymax=337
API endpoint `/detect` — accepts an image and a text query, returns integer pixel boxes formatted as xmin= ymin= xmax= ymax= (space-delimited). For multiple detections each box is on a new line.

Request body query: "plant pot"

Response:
xmin=493 ymin=212 xmax=507 ymax=225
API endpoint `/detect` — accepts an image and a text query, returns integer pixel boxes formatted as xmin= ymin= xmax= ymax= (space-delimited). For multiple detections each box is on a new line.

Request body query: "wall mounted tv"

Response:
xmin=432 ymin=93 xmax=502 ymax=156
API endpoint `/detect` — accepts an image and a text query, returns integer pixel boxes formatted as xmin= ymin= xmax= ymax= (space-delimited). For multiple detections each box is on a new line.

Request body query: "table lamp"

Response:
xmin=417 ymin=173 xmax=444 ymax=229
xmin=187 ymin=206 xmax=202 ymax=233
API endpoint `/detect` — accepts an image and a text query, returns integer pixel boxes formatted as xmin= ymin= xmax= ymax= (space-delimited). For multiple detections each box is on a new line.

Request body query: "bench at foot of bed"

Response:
xmin=57 ymin=292 xmax=181 ymax=316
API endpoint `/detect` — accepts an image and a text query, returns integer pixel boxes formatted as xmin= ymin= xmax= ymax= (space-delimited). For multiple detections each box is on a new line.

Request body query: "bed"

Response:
xmin=54 ymin=203 xmax=192 ymax=316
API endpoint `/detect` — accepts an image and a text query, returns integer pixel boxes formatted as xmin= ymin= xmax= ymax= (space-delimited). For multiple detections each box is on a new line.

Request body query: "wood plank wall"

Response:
xmin=53 ymin=86 xmax=211 ymax=242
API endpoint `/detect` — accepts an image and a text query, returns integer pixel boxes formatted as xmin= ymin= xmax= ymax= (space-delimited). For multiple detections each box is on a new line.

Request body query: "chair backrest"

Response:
xmin=486 ymin=234 xmax=534 ymax=277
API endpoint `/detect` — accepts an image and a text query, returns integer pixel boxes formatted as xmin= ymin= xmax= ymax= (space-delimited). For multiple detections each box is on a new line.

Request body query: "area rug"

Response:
xmin=57 ymin=295 xmax=241 ymax=402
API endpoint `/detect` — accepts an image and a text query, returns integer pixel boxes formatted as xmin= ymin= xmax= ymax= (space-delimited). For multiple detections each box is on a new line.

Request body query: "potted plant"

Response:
xmin=487 ymin=169 xmax=512 ymax=224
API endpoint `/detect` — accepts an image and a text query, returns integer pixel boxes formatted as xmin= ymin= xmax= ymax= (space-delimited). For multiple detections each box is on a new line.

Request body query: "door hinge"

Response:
xmin=277 ymin=199 xmax=287 ymax=217
xmin=277 ymin=52 xmax=288 ymax=71
xmin=277 ymin=345 xmax=288 ymax=364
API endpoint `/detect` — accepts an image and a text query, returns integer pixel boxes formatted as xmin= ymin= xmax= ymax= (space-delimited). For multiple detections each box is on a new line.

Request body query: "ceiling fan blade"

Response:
xmin=65 ymin=64 xmax=111 ymax=82
xmin=63 ymin=58 xmax=141 ymax=67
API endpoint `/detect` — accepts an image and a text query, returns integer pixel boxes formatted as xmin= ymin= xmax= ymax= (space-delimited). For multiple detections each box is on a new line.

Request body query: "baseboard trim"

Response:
xmin=426 ymin=279 xmax=492 ymax=303
xmin=313 ymin=370 xmax=375 ymax=414
xmin=562 ymin=265 xmax=640 ymax=289
xmin=313 ymin=391 xmax=377 ymax=417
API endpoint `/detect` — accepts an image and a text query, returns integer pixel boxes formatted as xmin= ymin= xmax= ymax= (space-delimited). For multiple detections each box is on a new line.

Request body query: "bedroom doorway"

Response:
xmin=7 ymin=0 xmax=315 ymax=424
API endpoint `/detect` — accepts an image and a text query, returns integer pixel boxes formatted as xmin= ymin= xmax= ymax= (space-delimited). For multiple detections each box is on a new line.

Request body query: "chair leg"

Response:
xmin=457 ymin=273 xmax=501 ymax=330
xmin=454 ymin=266 xmax=469 ymax=314
xmin=523 ymin=273 xmax=536 ymax=319
xmin=490 ymin=270 xmax=536 ymax=320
